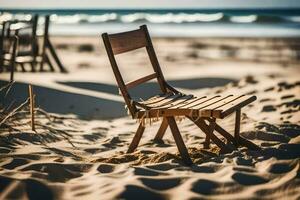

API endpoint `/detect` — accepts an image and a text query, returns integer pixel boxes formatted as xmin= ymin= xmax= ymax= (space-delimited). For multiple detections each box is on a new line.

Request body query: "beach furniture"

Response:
xmin=102 ymin=25 xmax=260 ymax=165
xmin=0 ymin=29 xmax=18 ymax=81
xmin=0 ymin=15 xmax=39 ymax=72
xmin=0 ymin=15 xmax=67 ymax=73
xmin=39 ymin=15 xmax=67 ymax=73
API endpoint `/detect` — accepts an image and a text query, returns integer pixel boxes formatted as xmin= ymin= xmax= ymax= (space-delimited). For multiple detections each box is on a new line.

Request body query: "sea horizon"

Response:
xmin=1 ymin=8 xmax=300 ymax=37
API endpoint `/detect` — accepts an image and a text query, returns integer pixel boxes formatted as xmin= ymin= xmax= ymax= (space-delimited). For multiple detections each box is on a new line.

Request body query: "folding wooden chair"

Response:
xmin=102 ymin=25 xmax=260 ymax=165
xmin=1 ymin=15 xmax=39 ymax=72
xmin=1 ymin=15 xmax=67 ymax=73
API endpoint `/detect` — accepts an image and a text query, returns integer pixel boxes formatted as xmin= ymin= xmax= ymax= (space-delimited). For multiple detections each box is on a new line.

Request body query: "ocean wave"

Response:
xmin=284 ymin=16 xmax=300 ymax=22
xmin=1 ymin=11 xmax=299 ymax=26
xmin=230 ymin=15 xmax=257 ymax=23
xmin=121 ymin=12 xmax=224 ymax=23
xmin=50 ymin=13 xmax=118 ymax=24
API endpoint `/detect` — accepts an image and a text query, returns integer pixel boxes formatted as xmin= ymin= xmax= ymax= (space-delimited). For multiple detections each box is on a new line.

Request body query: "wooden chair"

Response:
xmin=0 ymin=15 xmax=67 ymax=73
xmin=102 ymin=25 xmax=260 ymax=165
xmin=1 ymin=15 xmax=39 ymax=72
xmin=0 ymin=34 xmax=18 ymax=82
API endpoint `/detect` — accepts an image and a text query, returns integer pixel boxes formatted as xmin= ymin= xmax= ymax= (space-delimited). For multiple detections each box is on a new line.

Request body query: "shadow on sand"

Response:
xmin=57 ymin=77 xmax=234 ymax=100
xmin=1 ymin=77 xmax=234 ymax=119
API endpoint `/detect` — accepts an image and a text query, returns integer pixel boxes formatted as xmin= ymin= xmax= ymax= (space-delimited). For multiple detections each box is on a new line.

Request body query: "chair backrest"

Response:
xmin=4 ymin=15 xmax=38 ymax=56
xmin=102 ymin=25 xmax=168 ymax=117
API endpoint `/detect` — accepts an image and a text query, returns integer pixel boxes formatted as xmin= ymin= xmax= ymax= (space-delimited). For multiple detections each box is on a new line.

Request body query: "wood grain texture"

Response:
xmin=167 ymin=117 xmax=193 ymax=165
xmin=109 ymin=29 xmax=147 ymax=55
xmin=127 ymin=122 xmax=145 ymax=153
xmin=125 ymin=73 xmax=157 ymax=89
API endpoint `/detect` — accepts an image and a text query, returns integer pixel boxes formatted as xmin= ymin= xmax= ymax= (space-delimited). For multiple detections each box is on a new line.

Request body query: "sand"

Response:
xmin=0 ymin=36 xmax=299 ymax=200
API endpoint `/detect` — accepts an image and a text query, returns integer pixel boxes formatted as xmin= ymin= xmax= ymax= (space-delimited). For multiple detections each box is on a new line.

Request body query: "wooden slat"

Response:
xmin=217 ymin=95 xmax=257 ymax=118
xmin=192 ymin=95 xmax=233 ymax=110
xmin=109 ymin=29 xmax=147 ymax=55
xmin=180 ymin=95 xmax=220 ymax=109
xmin=145 ymin=93 xmax=182 ymax=108
xmin=200 ymin=95 xmax=244 ymax=117
xmin=153 ymin=95 xmax=194 ymax=109
xmin=175 ymin=96 xmax=206 ymax=108
xmin=135 ymin=108 xmax=188 ymax=119
xmin=126 ymin=73 xmax=157 ymax=89
xmin=140 ymin=93 xmax=174 ymax=105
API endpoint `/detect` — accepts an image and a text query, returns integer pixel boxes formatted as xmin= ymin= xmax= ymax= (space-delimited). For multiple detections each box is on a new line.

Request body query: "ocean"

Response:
xmin=1 ymin=9 xmax=300 ymax=37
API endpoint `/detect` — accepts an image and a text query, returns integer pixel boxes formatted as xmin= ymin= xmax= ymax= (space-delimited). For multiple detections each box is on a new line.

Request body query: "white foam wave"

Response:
xmin=121 ymin=12 xmax=224 ymax=23
xmin=230 ymin=15 xmax=257 ymax=23
xmin=285 ymin=16 xmax=300 ymax=22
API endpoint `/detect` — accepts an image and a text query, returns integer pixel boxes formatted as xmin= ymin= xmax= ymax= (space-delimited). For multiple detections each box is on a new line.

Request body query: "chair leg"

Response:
xmin=213 ymin=123 xmax=237 ymax=146
xmin=235 ymin=109 xmax=241 ymax=142
xmin=30 ymin=62 xmax=36 ymax=72
xmin=166 ymin=117 xmax=192 ymax=165
xmin=187 ymin=116 xmax=232 ymax=153
xmin=20 ymin=63 xmax=26 ymax=72
xmin=154 ymin=117 xmax=168 ymax=142
xmin=127 ymin=122 xmax=145 ymax=153
xmin=210 ymin=114 xmax=260 ymax=151
xmin=45 ymin=54 xmax=55 ymax=72
xmin=203 ymin=118 xmax=216 ymax=149
xmin=205 ymin=118 xmax=236 ymax=146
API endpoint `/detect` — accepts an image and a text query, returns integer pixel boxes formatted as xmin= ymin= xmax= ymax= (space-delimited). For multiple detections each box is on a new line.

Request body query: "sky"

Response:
xmin=0 ymin=0 xmax=300 ymax=9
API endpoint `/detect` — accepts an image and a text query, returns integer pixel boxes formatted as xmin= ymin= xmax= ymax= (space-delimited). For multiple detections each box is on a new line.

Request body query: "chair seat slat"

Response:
xmin=217 ymin=95 xmax=257 ymax=118
xmin=192 ymin=95 xmax=233 ymax=110
xmin=200 ymin=95 xmax=244 ymax=117
xmin=146 ymin=94 xmax=194 ymax=109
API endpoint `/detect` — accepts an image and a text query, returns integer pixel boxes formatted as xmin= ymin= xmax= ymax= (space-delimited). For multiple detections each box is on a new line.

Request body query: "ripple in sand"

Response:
xmin=234 ymin=157 xmax=254 ymax=166
xmin=268 ymin=160 xmax=298 ymax=174
xmin=146 ymin=163 xmax=178 ymax=171
xmin=25 ymin=179 xmax=54 ymax=200
xmin=97 ymin=164 xmax=115 ymax=173
xmin=2 ymin=158 xmax=30 ymax=170
xmin=0 ymin=147 xmax=10 ymax=154
xmin=139 ymin=177 xmax=183 ymax=190
xmin=134 ymin=167 xmax=167 ymax=176
xmin=232 ymin=172 xmax=269 ymax=185
xmin=21 ymin=163 xmax=93 ymax=182
xmin=118 ymin=185 xmax=164 ymax=200
xmin=191 ymin=179 xmax=219 ymax=195
xmin=0 ymin=176 xmax=54 ymax=200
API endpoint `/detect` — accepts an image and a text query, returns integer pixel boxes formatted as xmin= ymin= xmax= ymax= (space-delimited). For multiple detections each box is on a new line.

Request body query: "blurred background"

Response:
xmin=1 ymin=0 xmax=300 ymax=37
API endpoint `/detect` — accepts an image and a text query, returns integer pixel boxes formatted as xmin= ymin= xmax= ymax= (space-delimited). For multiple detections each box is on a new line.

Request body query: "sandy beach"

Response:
xmin=0 ymin=36 xmax=299 ymax=199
